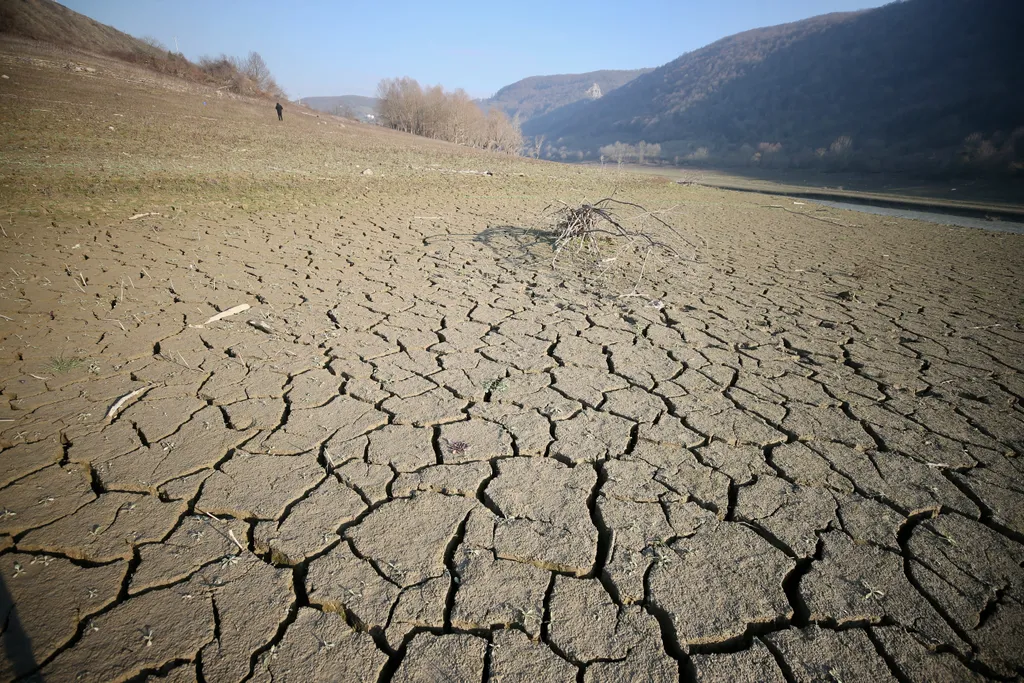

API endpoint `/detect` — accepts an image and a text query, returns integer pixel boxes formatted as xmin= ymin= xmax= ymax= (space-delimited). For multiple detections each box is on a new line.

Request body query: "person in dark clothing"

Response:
xmin=275 ymin=102 xmax=283 ymax=121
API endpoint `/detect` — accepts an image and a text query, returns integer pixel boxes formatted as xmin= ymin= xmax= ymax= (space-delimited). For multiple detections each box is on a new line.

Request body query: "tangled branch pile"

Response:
xmin=547 ymin=198 xmax=697 ymax=259
xmin=543 ymin=198 xmax=701 ymax=298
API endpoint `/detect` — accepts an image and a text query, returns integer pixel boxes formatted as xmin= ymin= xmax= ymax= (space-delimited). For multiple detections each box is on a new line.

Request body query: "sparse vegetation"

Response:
xmin=46 ymin=354 xmax=85 ymax=374
xmin=197 ymin=51 xmax=284 ymax=98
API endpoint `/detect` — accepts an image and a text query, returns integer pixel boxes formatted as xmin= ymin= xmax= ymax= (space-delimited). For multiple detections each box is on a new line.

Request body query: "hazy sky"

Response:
xmin=63 ymin=0 xmax=886 ymax=99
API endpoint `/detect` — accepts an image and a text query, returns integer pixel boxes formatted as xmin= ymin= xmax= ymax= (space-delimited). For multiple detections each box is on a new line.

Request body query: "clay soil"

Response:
xmin=1 ymin=40 xmax=1023 ymax=683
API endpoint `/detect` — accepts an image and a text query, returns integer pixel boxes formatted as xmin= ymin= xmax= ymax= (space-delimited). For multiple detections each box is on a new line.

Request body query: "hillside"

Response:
xmin=301 ymin=94 xmax=379 ymax=119
xmin=0 ymin=0 xmax=284 ymax=97
xmin=480 ymin=68 xmax=651 ymax=122
xmin=0 ymin=0 xmax=160 ymax=56
xmin=524 ymin=0 xmax=1024 ymax=176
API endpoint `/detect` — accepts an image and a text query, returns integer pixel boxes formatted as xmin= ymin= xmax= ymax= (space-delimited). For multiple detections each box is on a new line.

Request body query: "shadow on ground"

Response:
xmin=1 ymin=574 xmax=40 ymax=680
xmin=425 ymin=225 xmax=555 ymax=269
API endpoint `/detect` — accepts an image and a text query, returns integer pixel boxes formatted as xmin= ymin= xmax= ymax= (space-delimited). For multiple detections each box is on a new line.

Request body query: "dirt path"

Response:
xmin=1 ymin=42 xmax=1023 ymax=682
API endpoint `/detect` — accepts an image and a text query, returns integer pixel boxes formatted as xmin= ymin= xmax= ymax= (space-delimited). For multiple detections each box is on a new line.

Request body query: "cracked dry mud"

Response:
xmin=2 ymin=44 xmax=1024 ymax=683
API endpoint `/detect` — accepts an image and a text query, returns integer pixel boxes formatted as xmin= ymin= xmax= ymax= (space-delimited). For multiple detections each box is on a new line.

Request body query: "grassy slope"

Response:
xmin=0 ymin=41 xmax=597 ymax=221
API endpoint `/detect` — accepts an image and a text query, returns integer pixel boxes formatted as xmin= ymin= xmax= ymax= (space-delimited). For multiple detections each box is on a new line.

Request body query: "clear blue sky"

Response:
xmin=63 ymin=0 xmax=885 ymax=99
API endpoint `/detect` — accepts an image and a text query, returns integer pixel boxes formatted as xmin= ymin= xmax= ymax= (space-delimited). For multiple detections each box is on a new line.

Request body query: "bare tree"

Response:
xmin=600 ymin=142 xmax=632 ymax=168
xmin=421 ymin=84 xmax=447 ymax=139
xmin=140 ymin=36 xmax=166 ymax=52
xmin=376 ymin=78 xmax=402 ymax=130
xmin=830 ymin=135 xmax=853 ymax=155
xmin=485 ymin=110 xmax=522 ymax=155
xmin=448 ymin=89 xmax=477 ymax=145
xmin=645 ymin=142 xmax=661 ymax=164
xmin=240 ymin=52 xmax=276 ymax=91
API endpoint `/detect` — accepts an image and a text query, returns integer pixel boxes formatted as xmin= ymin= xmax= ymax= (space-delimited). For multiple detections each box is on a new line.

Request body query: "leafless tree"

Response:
xmin=599 ymin=142 xmax=631 ymax=167
xmin=140 ymin=36 xmax=166 ymax=52
xmin=830 ymin=135 xmax=853 ymax=155
xmin=241 ymin=52 xmax=271 ymax=87
xmin=447 ymin=89 xmax=477 ymax=145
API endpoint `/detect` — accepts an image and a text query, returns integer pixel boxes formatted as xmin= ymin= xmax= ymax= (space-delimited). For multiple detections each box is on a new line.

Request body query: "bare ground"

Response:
xmin=1 ymin=40 xmax=1024 ymax=683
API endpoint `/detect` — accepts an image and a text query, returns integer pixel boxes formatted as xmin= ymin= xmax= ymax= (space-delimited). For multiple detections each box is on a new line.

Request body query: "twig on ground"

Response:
xmin=227 ymin=529 xmax=245 ymax=553
xmin=191 ymin=303 xmax=251 ymax=328
xmin=105 ymin=386 xmax=150 ymax=422
xmin=618 ymin=249 xmax=654 ymax=299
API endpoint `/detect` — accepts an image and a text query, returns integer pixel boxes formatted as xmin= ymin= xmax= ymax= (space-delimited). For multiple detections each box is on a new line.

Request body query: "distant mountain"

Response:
xmin=300 ymin=95 xmax=379 ymax=120
xmin=0 ymin=0 xmax=163 ymax=55
xmin=524 ymin=0 xmax=1024 ymax=176
xmin=480 ymin=69 xmax=652 ymax=122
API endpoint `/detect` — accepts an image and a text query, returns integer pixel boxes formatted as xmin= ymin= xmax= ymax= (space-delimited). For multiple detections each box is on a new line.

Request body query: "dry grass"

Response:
xmin=45 ymin=354 xmax=84 ymax=374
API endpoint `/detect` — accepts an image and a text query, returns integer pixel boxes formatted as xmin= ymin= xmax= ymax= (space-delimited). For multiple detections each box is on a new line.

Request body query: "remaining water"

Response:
xmin=808 ymin=199 xmax=1024 ymax=235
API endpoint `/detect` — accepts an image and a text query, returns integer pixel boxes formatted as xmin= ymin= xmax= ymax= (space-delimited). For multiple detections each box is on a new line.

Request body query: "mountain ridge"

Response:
xmin=524 ymin=0 xmax=1024 ymax=176
xmin=480 ymin=68 xmax=652 ymax=122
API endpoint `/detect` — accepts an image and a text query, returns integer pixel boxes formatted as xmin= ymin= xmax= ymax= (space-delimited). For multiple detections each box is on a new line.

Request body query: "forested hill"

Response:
xmin=524 ymin=0 xmax=1024 ymax=176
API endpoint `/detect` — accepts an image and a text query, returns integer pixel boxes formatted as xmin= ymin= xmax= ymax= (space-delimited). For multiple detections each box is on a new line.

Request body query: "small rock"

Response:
xmin=108 ymin=126 xmax=115 ymax=131
xmin=247 ymin=319 xmax=273 ymax=334
xmin=361 ymin=168 xmax=373 ymax=176
xmin=1 ymin=75 xmax=8 ymax=79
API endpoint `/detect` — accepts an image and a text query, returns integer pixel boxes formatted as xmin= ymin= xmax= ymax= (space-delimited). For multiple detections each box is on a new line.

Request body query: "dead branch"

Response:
xmin=543 ymin=197 xmax=697 ymax=264
xmin=539 ymin=197 xmax=701 ymax=305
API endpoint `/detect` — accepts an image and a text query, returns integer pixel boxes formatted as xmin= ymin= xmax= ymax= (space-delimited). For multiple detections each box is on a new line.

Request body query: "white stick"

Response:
xmin=227 ymin=529 xmax=245 ymax=553
xmin=128 ymin=212 xmax=153 ymax=220
xmin=195 ymin=303 xmax=250 ymax=328
xmin=105 ymin=386 xmax=149 ymax=422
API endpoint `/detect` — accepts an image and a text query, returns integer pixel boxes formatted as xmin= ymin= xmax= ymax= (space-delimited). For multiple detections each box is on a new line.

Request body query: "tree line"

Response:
xmin=598 ymin=141 xmax=662 ymax=166
xmin=376 ymin=77 xmax=523 ymax=155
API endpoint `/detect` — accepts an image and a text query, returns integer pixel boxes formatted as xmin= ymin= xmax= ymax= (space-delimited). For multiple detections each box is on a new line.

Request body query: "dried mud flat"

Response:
xmin=1 ymin=43 xmax=1024 ymax=683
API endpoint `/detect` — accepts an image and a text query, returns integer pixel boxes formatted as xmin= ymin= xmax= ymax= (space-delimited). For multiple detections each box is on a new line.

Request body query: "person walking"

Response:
xmin=275 ymin=102 xmax=283 ymax=121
